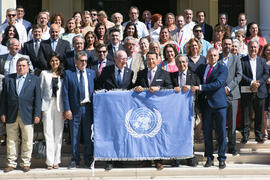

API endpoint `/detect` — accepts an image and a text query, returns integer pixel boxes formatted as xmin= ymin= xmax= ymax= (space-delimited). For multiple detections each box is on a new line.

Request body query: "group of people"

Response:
xmin=0 ymin=4 xmax=269 ymax=173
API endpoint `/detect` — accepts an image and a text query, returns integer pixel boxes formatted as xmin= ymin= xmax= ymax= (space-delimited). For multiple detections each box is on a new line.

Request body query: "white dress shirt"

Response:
xmin=249 ymin=55 xmax=257 ymax=82
xmin=114 ymin=66 xmax=124 ymax=82
xmin=148 ymin=66 xmax=157 ymax=85
xmin=123 ymin=20 xmax=149 ymax=39
xmin=179 ymin=69 xmax=187 ymax=87
xmin=4 ymin=53 xmax=20 ymax=75
xmin=76 ymin=68 xmax=90 ymax=103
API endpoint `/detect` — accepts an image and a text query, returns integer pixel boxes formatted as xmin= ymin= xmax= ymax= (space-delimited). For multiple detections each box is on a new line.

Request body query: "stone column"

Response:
xmin=0 ymin=0 xmax=16 ymax=23
xmin=260 ymin=0 xmax=270 ymax=41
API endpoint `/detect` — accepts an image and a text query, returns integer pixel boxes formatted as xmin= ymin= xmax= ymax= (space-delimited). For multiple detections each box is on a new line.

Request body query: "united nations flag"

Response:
xmin=93 ymin=90 xmax=194 ymax=160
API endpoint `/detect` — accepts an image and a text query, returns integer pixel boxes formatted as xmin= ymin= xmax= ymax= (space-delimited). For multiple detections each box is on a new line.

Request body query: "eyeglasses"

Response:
xmin=98 ymin=50 xmax=107 ymax=54
xmin=194 ymin=30 xmax=202 ymax=33
xmin=91 ymin=13 xmax=97 ymax=16
xmin=7 ymin=14 xmax=16 ymax=17
xmin=79 ymin=60 xmax=88 ymax=63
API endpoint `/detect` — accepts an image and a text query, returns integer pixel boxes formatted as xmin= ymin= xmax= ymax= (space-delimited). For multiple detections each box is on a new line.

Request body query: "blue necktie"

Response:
xmin=80 ymin=70 xmax=85 ymax=101
xmin=117 ymin=69 xmax=122 ymax=86
xmin=17 ymin=76 xmax=24 ymax=95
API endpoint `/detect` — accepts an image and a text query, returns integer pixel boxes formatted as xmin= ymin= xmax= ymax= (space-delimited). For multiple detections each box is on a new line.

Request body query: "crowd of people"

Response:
xmin=0 ymin=4 xmax=269 ymax=173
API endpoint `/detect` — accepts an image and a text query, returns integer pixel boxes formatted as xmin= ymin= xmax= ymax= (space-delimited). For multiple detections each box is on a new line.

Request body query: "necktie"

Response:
xmin=52 ymin=40 xmax=56 ymax=51
xmin=98 ymin=61 xmax=103 ymax=76
xmin=117 ymin=69 xmax=122 ymax=86
xmin=34 ymin=40 xmax=39 ymax=56
xmin=17 ymin=76 xmax=24 ymax=95
xmin=206 ymin=66 xmax=213 ymax=84
xmin=149 ymin=70 xmax=153 ymax=85
xmin=79 ymin=70 xmax=85 ymax=101
xmin=180 ymin=72 xmax=185 ymax=87
xmin=178 ymin=30 xmax=183 ymax=44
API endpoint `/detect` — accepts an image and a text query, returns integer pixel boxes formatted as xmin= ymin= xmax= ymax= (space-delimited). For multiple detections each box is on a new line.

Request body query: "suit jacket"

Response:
xmin=39 ymin=38 xmax=71 ymax=69
xmin=202 ymin=23 xmax=213 ymax=43
xmin=90 ymin=59 xmax=114 ymax=77
xmin=170 ymin=27 xmax=194 ymax=53
xmin=130 ymin=53 xmax=145 ymax=83
xmin=0 ymin=73 xmax=41 ymax=125
xmin=219 ymin=53 xmax=242 ymax=100
xmin=40 ymin=70 xmax=64 ymax=112
xmin=107 ymin=43 xmax=125 ymax=61
xmin=64 ymin=50 xmax=95 ymax=70
xmin=0 ymin=53 xmax=33 ymax=75
xmin=62 ymin=68 xmax=96 ymax=115
xmin=240 ymin=55 xmax=269 ymax=99
xmin=22 ymin=19 xmax=32 ymax=32
xmin=135 ymin=67 xmax=173 ymax=89
xmin=170 ymin=69 xmax=200 ymax=87
xmin=22 ymin=40 xmax=47 ymax=70
xmin=197 ymin=62 xmax=228 ymax=109
xmin=98 ymin=65 xmax=133 ymax=90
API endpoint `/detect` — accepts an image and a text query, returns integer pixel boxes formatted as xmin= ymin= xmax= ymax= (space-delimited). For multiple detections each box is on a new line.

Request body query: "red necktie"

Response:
xmin=206 ymin=66 xmax=213 ymax=84
xmin=98 ymin=61 xmax=103 ymax=76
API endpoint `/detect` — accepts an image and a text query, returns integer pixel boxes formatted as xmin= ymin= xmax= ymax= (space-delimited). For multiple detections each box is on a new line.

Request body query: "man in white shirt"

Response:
xmin=28 ymin=11 xmax=50 ymax=41
xmin=231 ymin=13 xmax=247 ymax=38
xmin=184 ymin=9 xmax=196 ymax=32
xmin=110 ymin=12 xmax=124 ymax=40
xmin=123 ymin=6 xmax=149 ymax=39
xmin=0 ymin=8 xmax=27 ymax=45
xmin=16 ymin=5 xmax=31 ymax=32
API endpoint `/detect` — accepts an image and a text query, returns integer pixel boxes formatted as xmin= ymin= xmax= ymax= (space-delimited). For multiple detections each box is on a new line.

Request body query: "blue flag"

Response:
xmin=93 ymin=90 xmax=194 ymax=160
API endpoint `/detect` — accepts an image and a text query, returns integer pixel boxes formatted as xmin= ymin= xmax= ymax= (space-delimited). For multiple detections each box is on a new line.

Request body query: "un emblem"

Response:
xmin=125 ymin=107 xmax=162 ymax=138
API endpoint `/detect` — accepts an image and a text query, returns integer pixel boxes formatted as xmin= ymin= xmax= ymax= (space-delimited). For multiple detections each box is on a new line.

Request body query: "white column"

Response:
xmin=260 ymin=0 xmax=270 ymax=42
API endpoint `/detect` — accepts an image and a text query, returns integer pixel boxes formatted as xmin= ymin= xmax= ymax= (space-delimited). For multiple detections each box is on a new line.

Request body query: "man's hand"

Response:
xmin=174 ymin=87 xmax=181 ymax=93
xmin=251 ymin=81 xmax=260 ymax=91
xmin=65 ymin=110 xmax=73 ymax=120
xmin=191 ymin=86 xmax=200 ymax=92
xmin=149 ymin=86 xmax=160 ymax=92
xmin=134 ymin=86 xmax=144 ymax=92
xmin=182 ymin=85 xmax=191 ymax=93
xmin=1 ymin=115 xmax=6 ymax=123
xmin=267 ymin=78 xmax=270 ymax=84
xmin=225 ymin=87 xmax=230 ymax=95
xmin=34 ymin=117 xmax=40 ymax=124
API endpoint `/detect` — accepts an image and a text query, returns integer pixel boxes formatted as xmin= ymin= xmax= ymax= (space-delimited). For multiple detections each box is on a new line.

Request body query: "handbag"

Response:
xmin=32 ymin=124 xmax=46 ymax=159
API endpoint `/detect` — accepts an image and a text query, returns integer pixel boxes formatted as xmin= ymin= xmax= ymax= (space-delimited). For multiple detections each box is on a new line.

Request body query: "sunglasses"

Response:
xmin=79 ymin=60 xmax=87 ymax=63
xmin=91 ymin=13 xmax=97 ymax=16
xmin=7 ymin=14 xmax=16 ymax=17
xmin=98 ymin=50 xmax=107 ymax=54
xmin=194 ymin=30 xmax=202 ymax=33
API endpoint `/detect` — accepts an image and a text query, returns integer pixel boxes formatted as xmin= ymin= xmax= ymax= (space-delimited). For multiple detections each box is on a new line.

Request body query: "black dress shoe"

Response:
xmin=171 ymin=160 xmax=180 ymax=167
xmin=187 ymin=157 xmax=198 ymax=167
xmin=204 ymin=158 xmax=214 ymax=167
xmin=68 ymin=161 xmax=78 ymax=169
xmin=255 ymin=138 xmax=264 ymax=143
xmin=105 ymin=163 xmax=113 ymax=171
xmin=228 ymin=149 xmax=239 ymax=156
xmin=241 ymin=138 xmax=248 ymax=144
xmin=219 ymin=160 xmax=226 ymax=169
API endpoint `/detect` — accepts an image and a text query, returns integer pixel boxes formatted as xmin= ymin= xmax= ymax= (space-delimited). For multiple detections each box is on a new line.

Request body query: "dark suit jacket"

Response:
xmin=219 ymin=53 xmax=242 ymax=101
xmin=203 ymin=23 xmax=213 ymax=42
xmin=98 ymin=65 xmax=133 ymax=90
xmin=240 ymin=55 xmax=269 ymax=99
xmin=90 ymin=59 xmax=114 ymax=77
xmin=62 ymin=68 xmax=96 ymax=115
xmin=106 ymin=43 xmax=124 ymax=61
xmin=64 ymin=50 xmax=95 ymax=70
xmin=22 ymin=40 xmax=47 ymax=70
xmin=0 ymin=73 xmax=41 ymax=125
xmin=170 ymin=69 xmax=200 ymax=87
xmin=39 ymin=38 xmax=71 ymax=69
xmin=197 ymin=63 xmax=228 ymax=109
xmin=135 ymin=67 xmax=173 ymax=89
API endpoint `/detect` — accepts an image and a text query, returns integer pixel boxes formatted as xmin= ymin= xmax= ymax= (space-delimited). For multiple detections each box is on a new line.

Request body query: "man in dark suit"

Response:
xmin=219 ymin=37 xmax=242 ymax=155
xmin=64 ymin=35 xmax=94 ymax=70
xmin=196 ymin=11 xmax=213 ymax=42
xmin=135 ymin=51 xmax=172 ymax=170
xmin=39 ymin=24 xmax=70 ymax=69
xmin=106 ymin=28 xmax=124 ymax=61
xmin=0 ymin=57 xmax=41 ymax=173
xmin=99 ymin=50 xmax=133 ymax=91
xmin=191 ymin=48 xmax=228 ymax=169
xmin=62 ymin=51 xmax=96 ymax=169
xmin=240 ymin=39 xmax=269 ymax=144
xmin=22 ymin=24 xmax=47 ymax=71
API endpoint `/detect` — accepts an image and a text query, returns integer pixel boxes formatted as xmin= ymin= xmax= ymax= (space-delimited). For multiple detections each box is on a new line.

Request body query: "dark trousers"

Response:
xmin=69 ymin=103 xmax=93 ymax=165
xmin=202 ymin=103 xmax=227 ymax=161
xmin=241 ymin=93 xmax=265 ymax=140
xmin=227 ymin=99 xmax=238 ymax=150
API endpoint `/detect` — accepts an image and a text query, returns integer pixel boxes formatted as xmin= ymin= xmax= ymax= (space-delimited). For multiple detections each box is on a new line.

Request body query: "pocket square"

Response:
xmin=156 ymin=79 xmax=163 ymax=81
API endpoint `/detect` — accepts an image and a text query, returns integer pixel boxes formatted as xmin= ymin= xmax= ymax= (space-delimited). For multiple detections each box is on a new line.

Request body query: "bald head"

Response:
xmin=114 ymin=50 xmax=128 ymax=69
xmin=50 ymin=24 xmax=60 ymax=40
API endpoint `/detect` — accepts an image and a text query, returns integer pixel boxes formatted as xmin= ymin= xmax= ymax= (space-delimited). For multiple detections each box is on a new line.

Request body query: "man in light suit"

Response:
xmin=219 ymin=37 xmax=242 ymax=155
xmin=0 ymin=38 xmax=33 ymax=75
xmin=62 ymin=51 xmax=96 ymax=169
xmin=192 ymin=48 xmax=228 ymax=169
xmin=124 ymin=36 xmax=145 ymax=84
xmin=135 ymin=51 xmax=172 ymax=170
xmin=39 ymin=24 xmax=71 ymax=70
xmin=0 ymin=57 xmax=41 ymax=172
xmin=240 ymin=39 xmax=269 ymax=144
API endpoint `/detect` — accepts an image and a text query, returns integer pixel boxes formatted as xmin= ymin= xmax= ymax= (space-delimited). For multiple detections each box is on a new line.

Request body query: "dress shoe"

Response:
xmin=105 ymin=163 xmax=113 ymax=171
xmin=187 ymin=157 xmax=198 ymax=167
xmin=22 ymin=166 xmax=30 ymax=172
xmin=241 ymin=138 xmax=248 ymax=144
xmin=155 ymin=162 xmax=164 ymax=170
xmin=228 ymin=148 xmax=239 ymax=156
xmin=219 ymin=160 xmax=226 ymax=169
xmin=171 ymin=160 xmax=180 ymax=167
xmin=255 ymin=138 xmax=264 ymax=144
xmin=4 ymin=166 xmax=14 ymax=173
xmin=204 ymin=158 xmax=214 ymax=167
xmin=68 ymin=161 xmax=78 ymax=169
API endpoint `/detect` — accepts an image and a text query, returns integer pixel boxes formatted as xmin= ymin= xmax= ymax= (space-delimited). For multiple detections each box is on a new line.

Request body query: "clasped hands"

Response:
xmin=134 ymin=86 xmax=160 ymax=93
xmin=250 ymin=80 xmax=260 ymax=91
